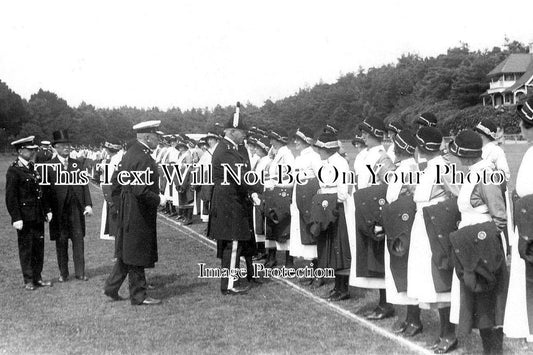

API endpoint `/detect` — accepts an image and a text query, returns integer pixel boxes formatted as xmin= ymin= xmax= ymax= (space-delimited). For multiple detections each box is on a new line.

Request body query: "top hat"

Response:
xmin=52 ymin=130 xmax=71 ymax=144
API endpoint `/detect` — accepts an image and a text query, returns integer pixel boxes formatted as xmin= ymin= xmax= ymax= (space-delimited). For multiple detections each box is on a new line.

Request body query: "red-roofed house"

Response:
xmin=482 ymin=45 xmax=533 ymax=107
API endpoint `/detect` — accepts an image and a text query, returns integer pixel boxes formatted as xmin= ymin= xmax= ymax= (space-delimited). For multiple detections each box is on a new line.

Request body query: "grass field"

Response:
xmin=0 ymin=143 xmax=532 ymax=354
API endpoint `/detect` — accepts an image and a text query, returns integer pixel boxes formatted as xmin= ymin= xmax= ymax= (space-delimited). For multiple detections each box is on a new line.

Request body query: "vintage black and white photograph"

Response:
xmin=1 ymin=0 xmax=533 ymax=354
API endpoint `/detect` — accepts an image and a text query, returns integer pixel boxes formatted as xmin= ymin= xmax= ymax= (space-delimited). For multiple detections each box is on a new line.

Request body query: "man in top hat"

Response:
xmin=104 ymin=120 xmax=166 ymax=305
xmin=6 ymin=136 xmax=53 ymax=290
xmin=474 ymin=118 xmax=510 ymax=181
xmin=446 ymin=129 xmax=508 ymax=354
xmin=46 ymin=130 xmax=93 ymax=282
xmin=207 ymin=103 xmax=263 ymax=294
xmin=504 ymin=97 xmax=533 ymax=342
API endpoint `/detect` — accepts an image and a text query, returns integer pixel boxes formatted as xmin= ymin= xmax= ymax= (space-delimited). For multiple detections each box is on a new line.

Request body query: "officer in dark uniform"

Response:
xmin=207 ymin=103 xmax=262 ymax=295
xmin=104 ymin=120 xmax=166 ymax=305
xmin=5 ymin=136 xmax=53 ymax=290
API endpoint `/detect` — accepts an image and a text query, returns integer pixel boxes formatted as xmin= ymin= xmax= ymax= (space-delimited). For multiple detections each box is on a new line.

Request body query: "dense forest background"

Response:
xmin=0 ymin=38 xmax=530 ymax=150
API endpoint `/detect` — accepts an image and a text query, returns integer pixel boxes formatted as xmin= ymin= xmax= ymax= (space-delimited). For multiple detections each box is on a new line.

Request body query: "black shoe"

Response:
xmin=428 ymin=338 xmax=441 ymax=350
xmin=104 ymin=290 xmax=126 ymax=301
xmin=75 ymin=276 xmax=89 ymax=281
xmin=433 ymin=337 xmax=458 ymax=354
xmin=34 ymin=280 xmax=53 ymax=287
xmin=403 ymin=323 xmax=423 ymax=337
xmin=24 ymin=283 xmax=36 ymax=291
xmin=221 ymin=286 xmax=249 ymax=295
xmin=392 ymin=321 xmax=408 ymax=334
xmin=138 ymin=297 xmax=162 ymax=305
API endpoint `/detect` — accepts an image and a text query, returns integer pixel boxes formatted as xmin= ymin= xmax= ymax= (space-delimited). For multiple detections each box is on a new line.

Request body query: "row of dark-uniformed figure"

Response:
xmin=6 ymin=98 xmax=533 ymax=354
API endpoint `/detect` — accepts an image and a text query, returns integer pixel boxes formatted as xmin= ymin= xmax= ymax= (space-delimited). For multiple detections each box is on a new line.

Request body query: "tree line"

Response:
xmin=0 ymin=38 xmax=530 ymax=151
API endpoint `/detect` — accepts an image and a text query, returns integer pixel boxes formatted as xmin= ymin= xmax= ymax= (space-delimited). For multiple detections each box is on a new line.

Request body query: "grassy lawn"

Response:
xmin=0 ymin=143 xmax=532 ymax=354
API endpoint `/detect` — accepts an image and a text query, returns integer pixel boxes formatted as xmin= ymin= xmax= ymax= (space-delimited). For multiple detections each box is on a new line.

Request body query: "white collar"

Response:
xmin=18 ymin=157 xmax=30 ymax=168
xmin=224 ymin=137 xmax=238 ymax=148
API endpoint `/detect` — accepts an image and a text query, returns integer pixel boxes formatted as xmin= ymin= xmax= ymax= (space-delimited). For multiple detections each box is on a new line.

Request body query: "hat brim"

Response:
xmin=267 ymin=133 xmax=288 ymax=144
xmin=52 ymin=139 xmax=71 ymax=145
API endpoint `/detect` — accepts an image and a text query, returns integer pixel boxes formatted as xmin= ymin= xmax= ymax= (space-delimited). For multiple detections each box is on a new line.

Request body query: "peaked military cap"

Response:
xmin=415 ymin=126 xmax=442 ymax=152
xmin=393 ymin=129 xmax=417 ymax=155
xmin=474 ymin=118 xmax=497 ymax=141
xmin=449 ymin=129 xmax=483 ymax=159
xmin=417 ymin=112 xmax=438 ymax=127
xmin=11 ymin=136 xmax=38 ymax=150
xmin=224 ymin=102 xmax=247 ymax=130
xmin=517 ymin=97 xmax=533 ymax=127
xmin=387 ymin=121 xmax=403 ymax=134
xmin=132 ymin=120 xmax=161 ymax=133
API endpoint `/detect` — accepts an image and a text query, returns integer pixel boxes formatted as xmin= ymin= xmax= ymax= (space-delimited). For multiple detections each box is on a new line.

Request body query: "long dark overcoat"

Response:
xmin=112 ymin=140 xmax=160 ymax=268
xmin=207 ymin=139 xmax=260 ymax=241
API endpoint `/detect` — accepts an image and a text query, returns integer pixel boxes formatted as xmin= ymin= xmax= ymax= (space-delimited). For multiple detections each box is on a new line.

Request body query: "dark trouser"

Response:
xmin=219 ymin=240 xmax=242 ymax=292
xmin=17 ymin=221 xmax=45 ymax=284
xmin=104 ymin=258 xmax=147 ymax=305
xmin=56 ymin=203 xmax=85 ymax=278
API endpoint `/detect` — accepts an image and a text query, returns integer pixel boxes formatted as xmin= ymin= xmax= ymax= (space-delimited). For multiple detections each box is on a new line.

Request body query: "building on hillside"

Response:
xmin=482 ymin=43 xmax=533 ymax=107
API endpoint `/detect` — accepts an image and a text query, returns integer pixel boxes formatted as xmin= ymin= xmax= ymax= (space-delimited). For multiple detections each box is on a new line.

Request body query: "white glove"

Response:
xmin=83 ymin=206 xmax=93 ymax=216
xmin=46 ymin=212 xmax=53 ymax=223
xmin=13 ymin=220 xmax=23 ymax=230
xmin=251 ymin=193 xmax=261 ymax=206
xmin=159 ymin=194 xmax=167 ymax=206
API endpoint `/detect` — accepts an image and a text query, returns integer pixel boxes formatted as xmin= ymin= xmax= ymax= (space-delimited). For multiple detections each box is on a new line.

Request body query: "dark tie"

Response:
xmin=28 ymin=161 xmax=35 ymax=172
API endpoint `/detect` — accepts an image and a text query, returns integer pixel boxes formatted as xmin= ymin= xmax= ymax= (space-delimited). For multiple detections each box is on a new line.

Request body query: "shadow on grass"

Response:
xmin=150 ymin=274 xmax=208 ymax=300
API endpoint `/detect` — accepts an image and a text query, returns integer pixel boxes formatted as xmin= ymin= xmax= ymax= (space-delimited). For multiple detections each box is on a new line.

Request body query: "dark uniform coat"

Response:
xmin=46 ymin=156 xmax=92 ymax=240
xmin=6 ymin=160 xmax=50 ymax=224
xmin=207 ymin=138 xmax=261 ymax=242
xmin=111 ymin=140 xmax=160 ymax=268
